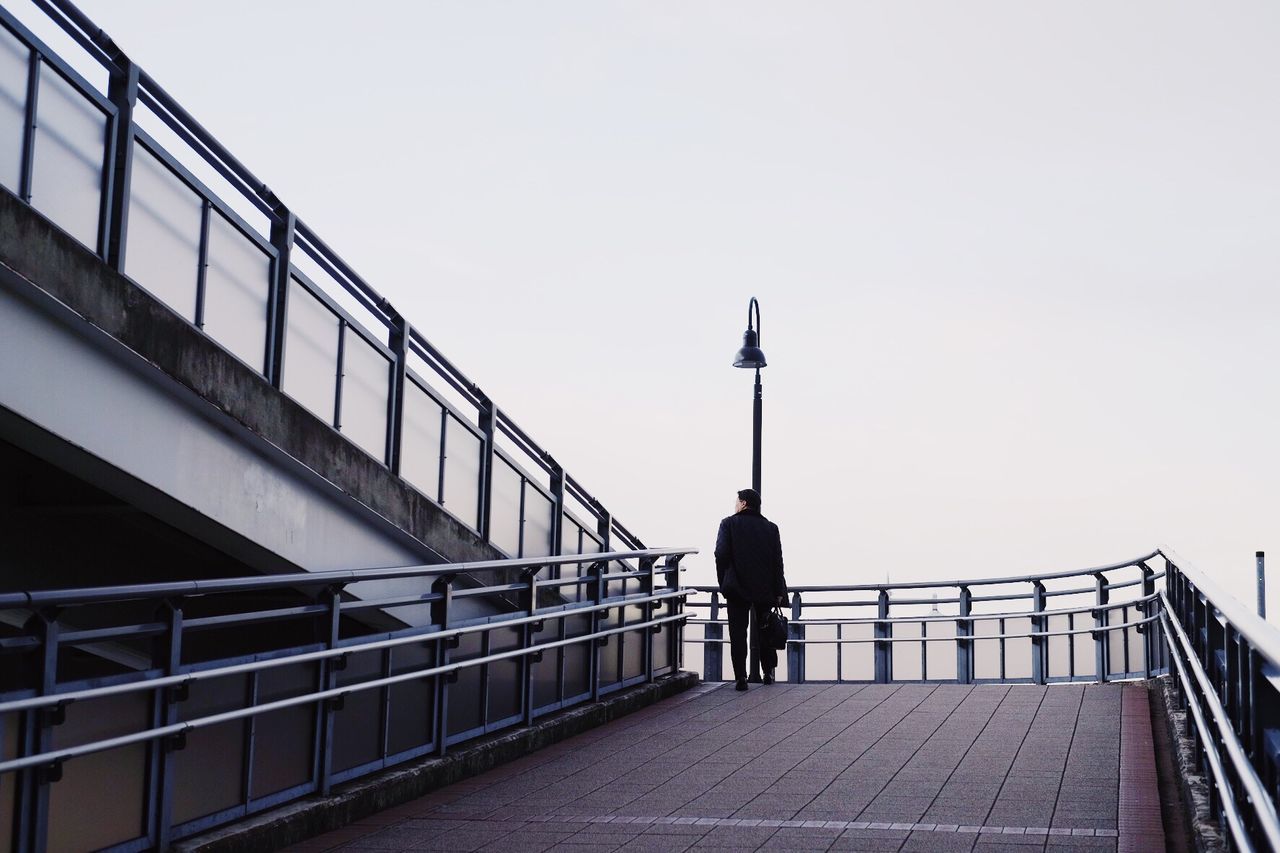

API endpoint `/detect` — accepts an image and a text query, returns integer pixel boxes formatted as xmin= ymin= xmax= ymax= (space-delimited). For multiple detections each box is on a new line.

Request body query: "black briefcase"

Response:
xmin=763 ymin=607 xmax=788 ymax=650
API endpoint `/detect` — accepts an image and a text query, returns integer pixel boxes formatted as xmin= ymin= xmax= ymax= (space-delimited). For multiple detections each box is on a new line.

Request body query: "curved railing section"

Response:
xmin=0 ymin=0 xmax=639 ymax=563
xmin=1159 ymin=547 xmax=1280 ymax=851
xmin=0 ymin=548 xmax=693 ymax=850
xmin=685 ymin=551 xmax=1166 ymax=684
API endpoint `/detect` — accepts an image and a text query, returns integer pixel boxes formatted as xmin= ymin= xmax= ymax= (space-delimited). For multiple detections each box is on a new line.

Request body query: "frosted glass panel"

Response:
xmin=523 ymin=489 xmax=554 ymax=558
xmin=203 ymin=211 xmax=269 ymax=372
xmin=0 ymin=26 xmax=27 ymax=193
xmin=401 ymin=381 xmax=443 ymax=498
xmin=490 ymin=458 xmax=522 ymax=555
xmin=442 ymin=415 xmax=480 ymax=529
xmin=30 ymin=65 xmax=105 ymax=250
xmin=124 ymin=144 xmax=201 ymax=318
xmin=339 ymin=330 xmax=390 ymax=461
xmin=48 ymin=693 xmax=147 ymax=852
xmin=283 ymin=279 xmax=339 ymax=422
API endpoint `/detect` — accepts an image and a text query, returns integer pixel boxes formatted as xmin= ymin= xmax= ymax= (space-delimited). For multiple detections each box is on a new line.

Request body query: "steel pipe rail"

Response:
xmin=1159 ymin=547 xmax=1280 ymax=851
xmin=688 ymin=552 xmax=1165 ymax=685
xmin=0 ymin=547 xmax=694 ymax=850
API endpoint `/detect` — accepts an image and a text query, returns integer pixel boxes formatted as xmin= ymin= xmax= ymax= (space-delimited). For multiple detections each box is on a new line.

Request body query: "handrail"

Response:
xmin=689 ymin=550 xmax=1159 ymax=594
xmin=0 ymin=547 xmax=692 ymax=609
xmin=0 ymin=587 xmax=691 ymax=715
xmin=0 ymin=610 xmax=688 ymax=778
xmin=1159 ymin=594 xmax=1280 ymax=850
xmin=687 ymin=590 xmax=1160 ymax=626
xmin=1159 ymin=545 xmax=1280 ymax=666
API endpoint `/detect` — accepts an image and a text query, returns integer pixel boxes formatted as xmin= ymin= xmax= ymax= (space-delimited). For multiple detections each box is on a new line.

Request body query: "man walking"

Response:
xmin=714 ymin=488 xmax=787 ymax=691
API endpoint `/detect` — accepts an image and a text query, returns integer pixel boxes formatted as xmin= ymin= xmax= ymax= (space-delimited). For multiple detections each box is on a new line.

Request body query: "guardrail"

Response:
xmin=0 ymin=0 xmax=637 ymax=563
xmin=0 ymin=547 xmax=693 ymax=851
xmin=1160 ymin=547 xmax=1280 ymax=851
xmin=685 ymin=551 xmax=1166 ymax=684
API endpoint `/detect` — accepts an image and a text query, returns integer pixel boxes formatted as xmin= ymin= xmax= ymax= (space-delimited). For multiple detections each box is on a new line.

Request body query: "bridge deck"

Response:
xmin=289 ymin=682 xmax=1166 ymax=852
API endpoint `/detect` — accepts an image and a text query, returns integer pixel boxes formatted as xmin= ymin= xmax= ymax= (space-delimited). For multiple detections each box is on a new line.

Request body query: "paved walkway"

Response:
xmin=289 ymin=682 xmax=1166 ymax=852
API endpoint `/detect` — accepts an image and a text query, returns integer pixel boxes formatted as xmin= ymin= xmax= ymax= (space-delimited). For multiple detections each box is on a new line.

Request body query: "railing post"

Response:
xmin=705 ymin=591 xmax=723 ymax=682
xmin=315 ymin=584 xmax=343 ymax=794
xmin=549 ymin=463 xmax=565 ymax=558
xmin=104 ymin=57 xmax=138 ymax=271
xmin=664 ymin=555 xmax=683 ymax=675
xmin=1257 ymin=551 xmax=1266 ymax=620
xmin=1031 ymin=581 xmax=1047 ymax=685
xmin=432 ymin=574 xmax=455 ymax=756
xmin=265 ymin=208 xmax=295 ymax=388
xmin=477 ymin=400 xmax=497 ymax=542
xmin=875 ymin=589 xmax=892 ymax=684
xmin=788 ymin=592 xmax=804 ymax=683
xmin=17 ymin=610 xmax=59 ymax=853
xmin=152 ymin=599 xmax=185 ymax=850
xmin=1139 ymin=562 xmax=1155 ymax=678
xmin=1094 ymin=573 xmax=1109 ymax=682
xmin=385 ymin=316 xmax=410 ymax=473
xmin=596 ymin=507 xmax=612 ymax=553
xmin=588 ymin=561 xmax=605 ymax=702
xmin=521 ymin=566 xmax=541 ymax=726
xmin=956 ymin=586 xmax=972 ymax=685
xmin=640 ymin=556 xmax=657 ymax=683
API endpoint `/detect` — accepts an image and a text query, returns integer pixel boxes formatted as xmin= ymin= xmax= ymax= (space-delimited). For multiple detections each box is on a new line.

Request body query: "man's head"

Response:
xmin=736 ymin=488 xmax=761 ymax=512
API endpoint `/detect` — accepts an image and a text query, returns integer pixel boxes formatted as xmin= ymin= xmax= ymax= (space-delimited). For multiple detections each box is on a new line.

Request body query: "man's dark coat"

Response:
xmin=714 ymin=508 xmax=787 ymax=604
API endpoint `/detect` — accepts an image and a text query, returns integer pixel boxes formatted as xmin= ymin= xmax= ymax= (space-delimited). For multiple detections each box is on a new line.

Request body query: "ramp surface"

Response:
xmin=287 ymin=682 xmax=1166 ymax=852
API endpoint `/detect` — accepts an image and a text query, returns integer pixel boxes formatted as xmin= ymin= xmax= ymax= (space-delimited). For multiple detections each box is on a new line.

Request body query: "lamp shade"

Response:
xmin=732 ymin=328 xmax=767 ymax=369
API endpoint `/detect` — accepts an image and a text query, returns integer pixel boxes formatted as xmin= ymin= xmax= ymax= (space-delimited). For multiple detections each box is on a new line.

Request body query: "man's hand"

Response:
xmin=777 ymin=595 xmax=786 ymax=606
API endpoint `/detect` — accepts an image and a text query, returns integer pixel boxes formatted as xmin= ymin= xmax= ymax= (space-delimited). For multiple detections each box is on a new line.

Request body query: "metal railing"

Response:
xmin=0 ymin=548 xmax=693 ymax=851
xmin=686 ymin=551 xmax=1166 ymax=684
xmin=0 ymin=0 xmax=635 ymax=562
xmin=1160 ymin=547 xmax=1280 ymax=851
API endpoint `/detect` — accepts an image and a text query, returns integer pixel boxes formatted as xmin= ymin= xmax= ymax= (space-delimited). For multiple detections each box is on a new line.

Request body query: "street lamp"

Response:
xmin=732 ymin=297 xmax=766 ymax=494
xmin=732 ymin=297 xmax=767 ymax=682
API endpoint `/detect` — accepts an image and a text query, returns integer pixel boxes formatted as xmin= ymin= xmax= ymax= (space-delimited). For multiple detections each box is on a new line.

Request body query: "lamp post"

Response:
xmin=733 ymin=297 xmax=767 ymax=492
xmin=733 ymin=297 xmax=767 ymax=680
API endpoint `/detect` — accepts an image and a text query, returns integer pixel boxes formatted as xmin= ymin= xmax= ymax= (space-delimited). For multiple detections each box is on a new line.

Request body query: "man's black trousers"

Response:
xmin=726 ymin=595 xmax=777 ymax=680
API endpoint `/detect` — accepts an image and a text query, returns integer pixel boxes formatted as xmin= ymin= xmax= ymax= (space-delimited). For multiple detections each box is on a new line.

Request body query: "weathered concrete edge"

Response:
xmin=173 ymin=671 xmax=699 ymax=853
xmin=1149 ymin=676 xmax=1226 ymax=853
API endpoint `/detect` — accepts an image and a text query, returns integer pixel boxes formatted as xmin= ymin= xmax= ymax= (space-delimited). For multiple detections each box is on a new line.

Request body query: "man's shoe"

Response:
xmin=763 ymin=669 xmax=775 ymax=685
xmin=735 ymin=678 xmax=748 ymax=692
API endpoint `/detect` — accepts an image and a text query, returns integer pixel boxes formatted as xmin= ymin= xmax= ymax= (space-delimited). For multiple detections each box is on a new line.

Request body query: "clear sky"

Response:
xmin=18 ymin=1 xmax=1280 ymax=614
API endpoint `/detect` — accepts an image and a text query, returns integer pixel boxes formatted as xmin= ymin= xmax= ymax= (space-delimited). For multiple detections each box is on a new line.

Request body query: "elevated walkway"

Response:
xmin=286 ymin=682 xmax=1169 ymax=852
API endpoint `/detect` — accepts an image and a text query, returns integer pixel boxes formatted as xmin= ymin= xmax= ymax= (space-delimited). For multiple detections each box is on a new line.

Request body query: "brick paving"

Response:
xmin=288 ymin=682 xmax=1165 ymax=852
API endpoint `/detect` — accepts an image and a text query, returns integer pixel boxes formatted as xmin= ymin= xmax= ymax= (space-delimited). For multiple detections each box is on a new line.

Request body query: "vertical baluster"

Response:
xmin=788 ymin=592 xmax=804 ymax=684
xmin=836 ymin=622 xmax=843 ymax=683
xmin=588 ymin=561 xmax=605 ymax=702
xmin=153 ymin=599 xmax=185 ymax=849
xmin=432 ymin=575 xmax=455 ymax=757
xmin=18 ymin=50 xmax=39 ymax=204
xmin=920 ymin=620 xmax=927 ymax=682
xmin=956 ymin=586 xmax=972 ymax=685
xmin=315 ymin=585 xmax=342 ymax=794
xmin=477 ymin=400 xmax=496 ymax=542
xmin=1094 ymin=572 xmax=1109 ymax=683
xmin=875 ymin=589 xmax=891 ymax=684
xmin=104 ymin=57 xmax=138 ymax=271
xmin=641 ymin=556 xmax=656 ymax=684
xmin=1140 ymin=562 xmax=1155 ymax=678
xmin=705 ymin=591 xmax=723 ymax=682
xmin=1032 ymin=581 xmax=1046 ymax=685
xmin=385 ymin=316 xmax=409 ymax=472
xmin=522 ymin=567 xmax=540 ymax=726
xmin=17 ymin=610 xmax=59 ymax=852
xmin=265 ymin=208 xmax=295 ymax=389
